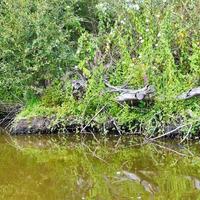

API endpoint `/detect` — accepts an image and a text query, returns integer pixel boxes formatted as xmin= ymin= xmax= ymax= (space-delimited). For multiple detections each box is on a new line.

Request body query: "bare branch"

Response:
xmin=104 ymin=78 xmax=155 ymax=103
xmin=149 ymin=124 xmax=186 ymax=141
xmin=177 ymin=87 xmax=200 ymax=100
xmin=81 ymin=106 xmax=106 ymax=133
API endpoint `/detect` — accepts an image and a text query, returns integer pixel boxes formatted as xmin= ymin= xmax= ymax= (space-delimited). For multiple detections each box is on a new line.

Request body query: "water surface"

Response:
xmin=0 ymin=129 xmax=200 ymax=199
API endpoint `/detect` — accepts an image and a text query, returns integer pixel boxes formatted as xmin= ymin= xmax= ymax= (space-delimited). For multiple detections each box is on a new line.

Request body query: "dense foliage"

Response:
xmin=0 ymin=0 xmax=85 ymax=101
xmin=1 ymin=0 xmax=200 ymax=135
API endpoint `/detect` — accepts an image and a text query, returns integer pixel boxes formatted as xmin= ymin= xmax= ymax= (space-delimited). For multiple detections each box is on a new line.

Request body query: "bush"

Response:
xmin=0 ymin=0 xmax=82 ymax=101
xmin=59 ymin=0 xmax=200 ymax=133
xmin=1 ymin=0 xmax=200 ymax=135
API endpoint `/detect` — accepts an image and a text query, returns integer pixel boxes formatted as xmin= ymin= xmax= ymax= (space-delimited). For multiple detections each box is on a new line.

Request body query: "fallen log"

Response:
xmin=116 ymin=85 xmax=155 ymax=102
xmin=104 ymin=80 xmax=155 ymax=103
xmin=177 ymin=87 xmax=200 ymax=100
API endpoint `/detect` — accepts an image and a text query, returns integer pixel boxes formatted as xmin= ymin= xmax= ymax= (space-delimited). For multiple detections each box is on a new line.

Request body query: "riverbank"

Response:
xmin=2 ymin=90 xmax=200 ymax=139
xmin=8 ymin=111 xmax=200 ymax=142
xmin=0 ymin=0 xmax=199 ymax=139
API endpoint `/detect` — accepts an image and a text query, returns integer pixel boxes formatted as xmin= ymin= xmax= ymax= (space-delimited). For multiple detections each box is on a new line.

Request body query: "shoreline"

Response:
xmin=1 ymin=103 xmax=199 ymax=141
xmin=8 ymin=116 xmax=199 ymax=141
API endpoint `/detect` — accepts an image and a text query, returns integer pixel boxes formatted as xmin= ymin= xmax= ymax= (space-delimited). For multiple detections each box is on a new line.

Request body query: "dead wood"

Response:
xmin=104 ymin=80 xmax=155 ymax=103
xmin=71 ymin=67 xmax=87 ymax=100
xmin=177 ymin=87 xmax=200 ymax=100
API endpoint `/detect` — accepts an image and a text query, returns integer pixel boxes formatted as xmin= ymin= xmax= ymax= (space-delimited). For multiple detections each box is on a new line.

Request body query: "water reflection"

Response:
xmin=185 ymin=176 xmax=200 ymax=190
xmin=117 ymin=170 xmax=158 ymax=194
xmin=0 ymin=130 xmax=200 ymax=199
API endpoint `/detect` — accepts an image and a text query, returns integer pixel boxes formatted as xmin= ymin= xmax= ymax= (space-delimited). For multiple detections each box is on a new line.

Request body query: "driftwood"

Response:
xmin=104 ymin=80 xmax=155 ymax=103
xmin=177 ymin=87 xmax=200 ymax=100
xmin=116 ymin=85 xmax=155 ymax=102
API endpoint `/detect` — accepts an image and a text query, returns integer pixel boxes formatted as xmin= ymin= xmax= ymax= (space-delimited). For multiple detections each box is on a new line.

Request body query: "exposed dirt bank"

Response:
xmin=10 ymin=116 xmax=189 ymax=141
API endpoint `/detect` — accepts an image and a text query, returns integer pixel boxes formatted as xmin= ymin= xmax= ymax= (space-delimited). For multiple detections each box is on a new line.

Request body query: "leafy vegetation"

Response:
xmin=1 ymin=0 xmax=200 ymax=136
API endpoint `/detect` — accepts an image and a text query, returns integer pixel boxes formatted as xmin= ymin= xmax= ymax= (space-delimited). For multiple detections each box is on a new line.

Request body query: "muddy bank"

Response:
xmin=10 ymin=117 xmax=116 ymax=135
xmin=10 ymin=116 xmax=190 ymax=140
xmin=11 ymin=117 xmax=53 ymax=134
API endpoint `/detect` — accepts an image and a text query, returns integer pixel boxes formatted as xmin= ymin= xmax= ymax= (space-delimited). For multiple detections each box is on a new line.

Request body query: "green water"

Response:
xmin=1 ymin=130 xmax=200 ymax=200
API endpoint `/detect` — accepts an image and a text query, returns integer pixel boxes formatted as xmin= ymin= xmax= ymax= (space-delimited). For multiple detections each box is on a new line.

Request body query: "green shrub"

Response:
xmin=0 ymin=0 xmax=82 ymax=101
xmin=1 ymin=0 xmax=200 ymax=135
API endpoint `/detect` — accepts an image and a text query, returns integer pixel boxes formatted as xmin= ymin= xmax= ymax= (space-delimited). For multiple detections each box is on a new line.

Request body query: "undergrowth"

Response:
xmin=1 ymin=0 xmax=200 ymax=136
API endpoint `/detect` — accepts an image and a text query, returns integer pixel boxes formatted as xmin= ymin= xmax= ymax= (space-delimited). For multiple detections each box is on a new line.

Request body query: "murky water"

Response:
xmin=1 ymin=129 xmax=200 ymax=200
